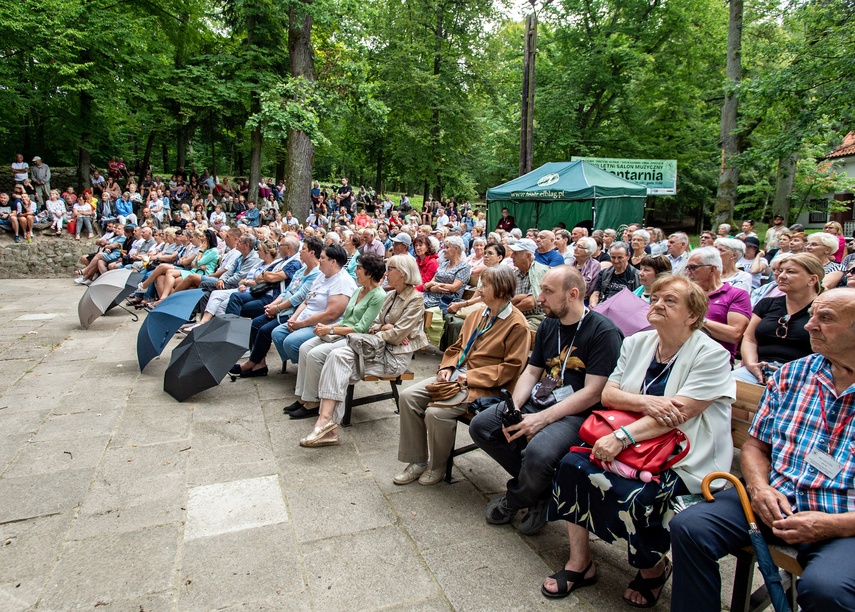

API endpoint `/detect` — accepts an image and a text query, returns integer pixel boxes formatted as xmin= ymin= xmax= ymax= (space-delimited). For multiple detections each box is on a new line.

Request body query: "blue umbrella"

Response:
xmin=137 ymin=289 xmax=205 ymax=371
xmin=702 ymin=472 xmax=791 ymax=612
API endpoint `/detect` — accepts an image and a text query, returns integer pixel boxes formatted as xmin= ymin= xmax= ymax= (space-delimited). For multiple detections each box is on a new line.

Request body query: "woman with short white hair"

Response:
xmin=629 ymin=229 xmax=651 ymax=269
xmin=805 ymin=232 xmax=844 ymax=289
xmin=572 ymin=237 xmax=601 ymax=300
xmin=713 ymin=238 xmax=752 ymax=292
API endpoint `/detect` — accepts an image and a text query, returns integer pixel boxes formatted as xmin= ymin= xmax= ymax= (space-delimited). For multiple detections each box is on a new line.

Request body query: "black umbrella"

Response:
xmin=163 ymin=314 xmax=252 ymax=402
xmin=137 ymin=289 xmax=205 ymax=371
xmin=702 ymin=472 xmax=791 ymax=612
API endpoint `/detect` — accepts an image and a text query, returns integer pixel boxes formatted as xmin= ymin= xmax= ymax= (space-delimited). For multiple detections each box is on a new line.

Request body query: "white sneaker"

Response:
xmin=74 ymin=277 xmax=85 ymax=284
xmin=393 ymin=463 xmax=427 ymax=485
xmin=83 ymin=279 xmax=92 ymax=286
xmin=418 ymin=468 xmax=445 ymax=486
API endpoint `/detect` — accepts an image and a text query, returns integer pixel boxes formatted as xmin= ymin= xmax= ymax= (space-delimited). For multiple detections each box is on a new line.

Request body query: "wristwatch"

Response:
xmin=613 ymin=429 xmax=630 ymax=449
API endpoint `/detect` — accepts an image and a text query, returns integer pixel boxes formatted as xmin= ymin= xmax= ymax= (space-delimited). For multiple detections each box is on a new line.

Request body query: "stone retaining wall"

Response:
xmin=0 ymin=233 xmax=95 ymax=278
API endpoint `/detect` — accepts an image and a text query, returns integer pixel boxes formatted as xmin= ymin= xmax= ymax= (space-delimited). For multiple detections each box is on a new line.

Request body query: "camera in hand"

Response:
xmin=500 ymin=388 xmax=522 ymax=427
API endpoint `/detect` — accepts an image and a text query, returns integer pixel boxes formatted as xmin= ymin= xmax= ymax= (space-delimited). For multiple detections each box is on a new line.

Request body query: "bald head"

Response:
xmin=805 ymin=288 xmax=855 ymax=366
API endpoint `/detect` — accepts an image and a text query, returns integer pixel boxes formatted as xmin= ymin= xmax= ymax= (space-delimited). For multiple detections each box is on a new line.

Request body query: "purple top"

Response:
xmin=705 ymin=282 xmax=752 ymax=358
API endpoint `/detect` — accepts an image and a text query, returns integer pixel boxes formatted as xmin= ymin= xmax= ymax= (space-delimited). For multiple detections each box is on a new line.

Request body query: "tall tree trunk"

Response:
xmin=772 ymin=153 xmax=798 ymax=224
xmin=162 ymin=141 xmax=169 ymax=174
xmin=519 ymin=11 xmax=537 ymax=176
xmin=141 ymin=130 xmax=156 ymax=181
xmin=275 ymin=143 xmax=286 ymax=183
xmin=375 ymin=146 xmax=383 ymax=193
xmin=77 ymin=89 xmax=93 ymax=191
xmin=249 ymin=119 xmax=262 ymax=203
xmin=714 ymin=0 xmax=743 ymax=225
xmin=176 ymin=114 xmax=187 ymax=173
xmin=430 ymin=10 xmax=444 ymax=202
xmin=209 ymin=118 xmax=217 ymax=181
xmin=284 ymin=5 xmax=317 ymax=221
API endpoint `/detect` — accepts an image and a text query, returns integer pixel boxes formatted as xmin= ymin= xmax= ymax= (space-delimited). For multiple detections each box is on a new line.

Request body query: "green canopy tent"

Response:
xmin=486 ymin=161 xmax=647 ymax=232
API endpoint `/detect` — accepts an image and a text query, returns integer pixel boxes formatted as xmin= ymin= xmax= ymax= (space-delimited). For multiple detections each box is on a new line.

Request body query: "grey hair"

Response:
xmin=690 ymin=246 xmax=723 ymax=272
xmin=387 ymin=254 xmax=421 ymax=286
xmin=632 ymin=229 xmax=651 ymax=244
xmin=604 ymin=228 xmax=617 ymax=238
xmin=326 ymin=232 xmax=341 ymax=244
xmin=609 ymin=241 xmax=630 ymax=256
xmin=577 ymin=236 xmax=597 ymax=255
xmin=510 ymin=228 xmax=523 ymax=239
xmin=810 ymin=232 xmax=839 ymax=255
xmin=669 ymin=232 xmax=689 ymax=245
xmin=444 ymin=235 xmax=465 ymax=253
xmin=715 ymin=237 xmax=745 ymax=258
xmin=718 ymin=223 xmax=731 ymax=234
xmin=239 ymin=234 xmax=257 ymax=249
xmin=472 ymin=237 xmax=487 ymax=247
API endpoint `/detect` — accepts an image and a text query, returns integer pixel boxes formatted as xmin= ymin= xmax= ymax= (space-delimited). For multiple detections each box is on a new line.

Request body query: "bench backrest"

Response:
xmin=732 ymin=380 xmax=765 ymax=450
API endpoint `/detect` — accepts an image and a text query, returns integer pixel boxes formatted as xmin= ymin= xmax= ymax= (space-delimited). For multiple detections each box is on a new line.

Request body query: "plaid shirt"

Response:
xmin=515 ymin=269 xmax=542 ymax=317
xmin=750 ymin=354 xmax=855 ymax=514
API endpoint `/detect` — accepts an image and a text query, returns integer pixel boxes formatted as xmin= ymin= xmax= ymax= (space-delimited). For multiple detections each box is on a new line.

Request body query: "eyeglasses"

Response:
xmin=685 ymin=264 xmax=713 ymax=273
xmin=847 ymin=268 xmax=855 ymax=276
xmin=776 ymin=314 xmax=791 ymax=339
xmin=386 ymin=265 xmax=398 ymax=271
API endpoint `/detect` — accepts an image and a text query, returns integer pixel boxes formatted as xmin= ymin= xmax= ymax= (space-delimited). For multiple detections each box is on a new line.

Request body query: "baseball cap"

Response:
xmin=32 ymin=156 xmax=41 ymax=162
xmin=773 ymin=214 xmax=784 ymax=220
xmin=509 ymin=238 xmax=537 ymax=254
xmin=743 ymin=236 xmax=760 ymax=248
xmin=392 ymin=233 xmax=412 ymax=246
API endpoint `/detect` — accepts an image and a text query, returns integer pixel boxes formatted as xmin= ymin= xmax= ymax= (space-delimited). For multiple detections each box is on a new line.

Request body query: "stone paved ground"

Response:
xmin=0 ymin=280 xmax=740 ymax=611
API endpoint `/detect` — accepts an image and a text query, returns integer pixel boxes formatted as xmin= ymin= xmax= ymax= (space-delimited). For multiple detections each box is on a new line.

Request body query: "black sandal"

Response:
xmin=623 ymin=557 xmax=672 ymax=609
xmin=540 ymin=560 xmax=597 ymax=599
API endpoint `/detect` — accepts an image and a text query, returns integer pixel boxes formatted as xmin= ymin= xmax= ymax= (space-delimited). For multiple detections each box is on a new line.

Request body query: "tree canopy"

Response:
xmin=1 ymin=0 xmax=853 ymax=225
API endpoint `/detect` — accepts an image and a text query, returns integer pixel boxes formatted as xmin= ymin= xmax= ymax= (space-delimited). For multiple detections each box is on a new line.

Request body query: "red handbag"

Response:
xmin=571 ymin=409 xmax=689 ymax=477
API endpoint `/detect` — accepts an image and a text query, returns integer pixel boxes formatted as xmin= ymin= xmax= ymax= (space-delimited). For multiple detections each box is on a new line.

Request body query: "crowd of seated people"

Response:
xmin=42 ymin=164 xmax=855 ymax=611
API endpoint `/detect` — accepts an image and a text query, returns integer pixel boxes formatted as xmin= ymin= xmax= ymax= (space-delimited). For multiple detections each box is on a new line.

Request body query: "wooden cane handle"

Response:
xmin=701 ymin=471 xmax=757 ymax=526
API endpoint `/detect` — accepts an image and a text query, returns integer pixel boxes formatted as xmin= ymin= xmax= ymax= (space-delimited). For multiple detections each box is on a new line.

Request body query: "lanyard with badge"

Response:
xmin=805 ymin=392 xmax=855 ymax=480
xmin=531 ymin=309 xmax=587 ymax=407
xmin=449 ymin=302 xmax=509 ymax=380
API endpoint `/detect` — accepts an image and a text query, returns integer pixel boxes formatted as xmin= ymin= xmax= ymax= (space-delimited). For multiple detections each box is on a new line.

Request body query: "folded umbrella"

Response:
xmin=591 ymin=287 xmax=653 ymax=337
xmin=137 ymin=289 xmax=205 ymax=371
xmin=163 ymin=314 xmax=252 ymax=402
xmin=702 ymin=472 xmax=791 ymax=612
xmin=78 ymin=269 xmax=143 ymax=329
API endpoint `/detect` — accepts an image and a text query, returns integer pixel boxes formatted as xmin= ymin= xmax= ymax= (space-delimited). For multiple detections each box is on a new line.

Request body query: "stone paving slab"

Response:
xmin=0 ymin=280 xmax=746 ymax=610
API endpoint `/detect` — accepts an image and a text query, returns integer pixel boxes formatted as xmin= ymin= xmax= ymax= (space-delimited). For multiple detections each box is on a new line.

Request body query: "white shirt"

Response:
xmin=297 ymin=269 xmax=357 ymax=323
xmin=12 ymin=162 xmax=28 ymax=182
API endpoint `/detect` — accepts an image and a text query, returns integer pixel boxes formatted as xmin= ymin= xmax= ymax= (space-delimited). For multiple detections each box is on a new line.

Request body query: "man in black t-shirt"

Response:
xmin=336 ymin=177 xmax=354 ymax=214
xmin=469 ymin=265 xmax=623 ymax=536
xmin=589 ymin=241 xmax=639 ymax=306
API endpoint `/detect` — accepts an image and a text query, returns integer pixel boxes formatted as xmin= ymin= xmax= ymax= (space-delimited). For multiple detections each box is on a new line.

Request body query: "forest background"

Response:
xmin=1 ymin=0 xmax=854 ymax=229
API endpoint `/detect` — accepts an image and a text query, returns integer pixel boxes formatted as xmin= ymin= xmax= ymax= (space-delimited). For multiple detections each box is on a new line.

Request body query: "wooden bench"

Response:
xmin=339 ymin=311 xmax=433 ymax=427
xmin=341 ymin=371 xmax=415 ymax=427
xmin=726 ymin=380 xmax=803 ymax=612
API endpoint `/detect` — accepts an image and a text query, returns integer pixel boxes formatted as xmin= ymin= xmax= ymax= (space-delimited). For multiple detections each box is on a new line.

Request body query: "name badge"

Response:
xmin=805 ymin=449 xmax=843 ymax=480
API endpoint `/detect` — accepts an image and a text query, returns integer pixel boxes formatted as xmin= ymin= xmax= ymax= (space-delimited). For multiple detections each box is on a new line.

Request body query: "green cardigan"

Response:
xmin=339 ymin=286 xmax=385 ymax=332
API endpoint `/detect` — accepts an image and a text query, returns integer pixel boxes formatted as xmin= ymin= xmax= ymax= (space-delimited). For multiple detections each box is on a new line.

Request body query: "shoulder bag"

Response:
xmin=571 ymin=409 xmax=689 ymax=479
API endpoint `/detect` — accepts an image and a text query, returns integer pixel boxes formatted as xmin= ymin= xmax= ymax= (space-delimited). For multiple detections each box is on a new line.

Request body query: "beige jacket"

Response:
xmin=374 ymin=286 xmax=429 ymax=354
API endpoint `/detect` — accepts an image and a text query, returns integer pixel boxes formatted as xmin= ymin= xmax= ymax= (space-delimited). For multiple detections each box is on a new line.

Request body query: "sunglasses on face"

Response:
xmin=685 ymin=264 xmax=713 ymax=273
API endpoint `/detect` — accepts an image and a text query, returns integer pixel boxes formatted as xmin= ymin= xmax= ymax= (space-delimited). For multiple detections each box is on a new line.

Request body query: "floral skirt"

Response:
xmin=549 ymin=451 xmax=688 ymax=569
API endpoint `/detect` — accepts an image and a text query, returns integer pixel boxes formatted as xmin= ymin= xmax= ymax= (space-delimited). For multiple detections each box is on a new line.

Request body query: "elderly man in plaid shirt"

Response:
xmin=670 ymin=287 xmax=855 ymax=612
